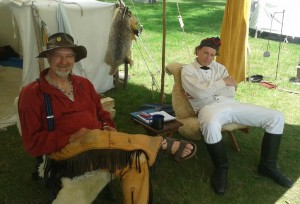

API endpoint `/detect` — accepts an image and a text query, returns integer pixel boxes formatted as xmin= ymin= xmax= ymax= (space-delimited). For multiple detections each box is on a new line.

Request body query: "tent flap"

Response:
xmin=249 ymin=0 xmax=300 ymax=38
xmin=217 ymin=0 xmax=250 ymax=83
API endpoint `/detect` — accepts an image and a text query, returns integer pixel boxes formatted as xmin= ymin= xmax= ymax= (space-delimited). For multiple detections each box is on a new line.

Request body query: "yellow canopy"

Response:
xmin=216 ymin=0 xmax=250 ymax=83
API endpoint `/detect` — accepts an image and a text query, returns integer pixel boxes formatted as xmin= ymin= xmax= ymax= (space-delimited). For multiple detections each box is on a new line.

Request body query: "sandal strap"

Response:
xmin=162 ymin=137 xmax=197 ymax=163
xmin=163 ymin=137 xmax=176 ymax=156
xmin=174 ymin=140 xmax=189 ymax=162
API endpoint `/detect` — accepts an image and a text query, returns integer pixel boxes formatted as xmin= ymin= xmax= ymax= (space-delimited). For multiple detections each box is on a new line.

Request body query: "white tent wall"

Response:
xmin=249 ymin=0 xmax=300 ymax=38
xmin=9 ymin=4 xmax=40 ymax=86
xmin=0 ymin=7 xmax=22 ymax=55
xmin=0 ymin=0 xmax=116 ymax=129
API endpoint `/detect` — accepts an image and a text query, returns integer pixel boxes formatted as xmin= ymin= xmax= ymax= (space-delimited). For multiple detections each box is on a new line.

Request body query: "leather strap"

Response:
xmin=43 ymin=93 xmax=54 ymax=131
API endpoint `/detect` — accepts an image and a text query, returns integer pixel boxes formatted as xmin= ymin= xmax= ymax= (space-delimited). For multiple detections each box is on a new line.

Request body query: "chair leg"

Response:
xmin=226 ymin=131 xmax=240 ymax=152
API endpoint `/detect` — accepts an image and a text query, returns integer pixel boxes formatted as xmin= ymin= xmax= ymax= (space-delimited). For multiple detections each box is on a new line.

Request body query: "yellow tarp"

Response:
xmin=216 ymin=0 xmax=250 ymax=83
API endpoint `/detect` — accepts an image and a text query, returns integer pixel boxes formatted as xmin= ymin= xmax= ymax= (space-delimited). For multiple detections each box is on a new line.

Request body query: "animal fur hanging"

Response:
xmin=104 ymin=0 xmax=141 ymax=75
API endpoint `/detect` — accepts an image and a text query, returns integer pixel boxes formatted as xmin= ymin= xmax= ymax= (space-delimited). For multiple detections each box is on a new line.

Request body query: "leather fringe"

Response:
xmin=44 ymin=149 xmax=147 ymax=180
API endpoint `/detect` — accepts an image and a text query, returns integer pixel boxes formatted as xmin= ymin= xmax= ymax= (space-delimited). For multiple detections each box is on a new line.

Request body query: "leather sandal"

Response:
xmin=161 ymin=137 xmax=197 ymax=162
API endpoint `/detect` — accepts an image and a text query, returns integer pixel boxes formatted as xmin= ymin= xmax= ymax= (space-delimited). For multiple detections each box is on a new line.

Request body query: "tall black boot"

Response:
xmin=206 ymin=141 xmax=229 ymax=195
xmin=258 ymin=132 xmax=294 ymax=187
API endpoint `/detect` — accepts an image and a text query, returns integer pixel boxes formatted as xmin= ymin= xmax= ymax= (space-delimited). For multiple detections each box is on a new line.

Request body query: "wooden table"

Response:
xmin=132 ymin=117 xmax=183 ymax=137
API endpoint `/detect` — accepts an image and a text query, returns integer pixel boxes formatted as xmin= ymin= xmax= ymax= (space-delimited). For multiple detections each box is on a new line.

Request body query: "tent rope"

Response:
xmin=127 ymin=0 xmax=161 ymax=94
xmin=136 ymin=42 xmax=160 ymax=92
xmin=48 ymin=0 xmax=84 ymax=16
xmin=128 ymin=0 xmax=142 ymax=30
xmin=176 ymin=2 xmax=192 ymax=62
xmin=138 ymin=37 xmax=160 ymax=74
xmin=128 ymin=0 xmax=161 ymax=76
xmin=129 ymin=0 xmax=192 ymax=68
xmin=32 ymin=3 xmax=50 ymax=72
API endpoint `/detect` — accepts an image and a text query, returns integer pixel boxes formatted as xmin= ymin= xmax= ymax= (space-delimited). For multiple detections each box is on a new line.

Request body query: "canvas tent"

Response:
xmin=249 ymin=0 xmax=300 ymax=38
xmin=0 ymin=0 xmax=116 ymax=129
xmin=216 ymin=0 xmax=250 ymax=83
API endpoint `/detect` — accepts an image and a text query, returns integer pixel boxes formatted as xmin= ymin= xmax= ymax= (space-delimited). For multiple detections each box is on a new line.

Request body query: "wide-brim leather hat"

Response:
xmin=37 ymin=33 xmax=87 ymax=62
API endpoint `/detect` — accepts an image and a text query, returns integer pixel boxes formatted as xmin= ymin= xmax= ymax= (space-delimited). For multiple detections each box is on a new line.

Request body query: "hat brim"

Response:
xmin=37 ymin=45 xmax=87 ymax=62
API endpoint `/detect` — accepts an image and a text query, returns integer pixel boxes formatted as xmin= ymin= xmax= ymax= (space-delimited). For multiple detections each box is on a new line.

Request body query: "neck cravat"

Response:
xmin=200 ymin=66 xmax=210 ymax=70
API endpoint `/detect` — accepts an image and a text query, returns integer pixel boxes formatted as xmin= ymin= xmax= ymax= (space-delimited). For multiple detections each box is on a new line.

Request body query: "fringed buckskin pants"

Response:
xmin=48 ymin=129 xmax=163 ymax=204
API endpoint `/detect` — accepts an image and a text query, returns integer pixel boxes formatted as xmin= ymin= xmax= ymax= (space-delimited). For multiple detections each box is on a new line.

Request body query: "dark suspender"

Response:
xmin=43 ymin=93 xmax=54 ymax=131
xmin=36 ymin=78 xmax=54 ymax=131
xmin=33 ymin=79 xmax=54 ymax=184
xmin=37 ymin=76 xmax=84 ymax=131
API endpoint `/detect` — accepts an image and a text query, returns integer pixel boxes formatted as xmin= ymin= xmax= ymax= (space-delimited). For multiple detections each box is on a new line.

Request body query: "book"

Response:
xmin=131 ymin=109 xmax=176 ymax=124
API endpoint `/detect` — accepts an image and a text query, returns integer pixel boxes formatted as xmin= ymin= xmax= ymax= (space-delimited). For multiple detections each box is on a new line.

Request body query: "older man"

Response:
xmin=181 ymin=37 xmax=293 ymax=195
xmin=18 ymin=32 xmax=196 ymax=203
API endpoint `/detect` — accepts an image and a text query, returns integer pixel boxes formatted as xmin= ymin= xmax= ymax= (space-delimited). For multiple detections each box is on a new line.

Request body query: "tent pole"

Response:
xmin=31 ymin=4 xmax=45 ymax=72
xmin=160 ymin=0 xmax=166 ymax=104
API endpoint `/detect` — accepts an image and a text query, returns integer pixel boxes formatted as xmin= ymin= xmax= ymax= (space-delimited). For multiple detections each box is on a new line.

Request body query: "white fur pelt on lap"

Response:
xmin=52 ymin=170 xmax=112 ymax=204
xmin=37 ymin=157 xmax=113 ymax=204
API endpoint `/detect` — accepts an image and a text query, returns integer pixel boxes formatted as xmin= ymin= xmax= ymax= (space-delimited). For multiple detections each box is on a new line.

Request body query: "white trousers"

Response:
xmin=197 ymin=101 xmax=284 ymax=144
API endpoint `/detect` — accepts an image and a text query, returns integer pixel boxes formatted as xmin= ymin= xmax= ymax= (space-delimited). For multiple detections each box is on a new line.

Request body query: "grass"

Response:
xmin=1 ymin=0 xmax=300 ymax=203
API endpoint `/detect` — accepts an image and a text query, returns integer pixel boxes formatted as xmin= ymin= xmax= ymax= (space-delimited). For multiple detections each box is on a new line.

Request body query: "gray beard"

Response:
xmin=55 ymin=70 xmax=71 ymax=77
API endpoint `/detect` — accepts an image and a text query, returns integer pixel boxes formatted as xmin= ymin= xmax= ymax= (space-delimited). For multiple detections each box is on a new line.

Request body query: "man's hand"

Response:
xmin=223 ymin=76 xmax=237 ymax=90
xmin=69 ymin=127 xmax=90 ymax=143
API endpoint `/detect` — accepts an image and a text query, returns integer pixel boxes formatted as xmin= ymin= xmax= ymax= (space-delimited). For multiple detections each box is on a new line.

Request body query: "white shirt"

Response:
xmin=181 ymin=59 xmax=236 ymax=113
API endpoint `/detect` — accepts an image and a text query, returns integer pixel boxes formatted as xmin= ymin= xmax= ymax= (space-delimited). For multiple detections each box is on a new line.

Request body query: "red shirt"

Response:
xmin=18 ymin=69 xmax=115 ymax=156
